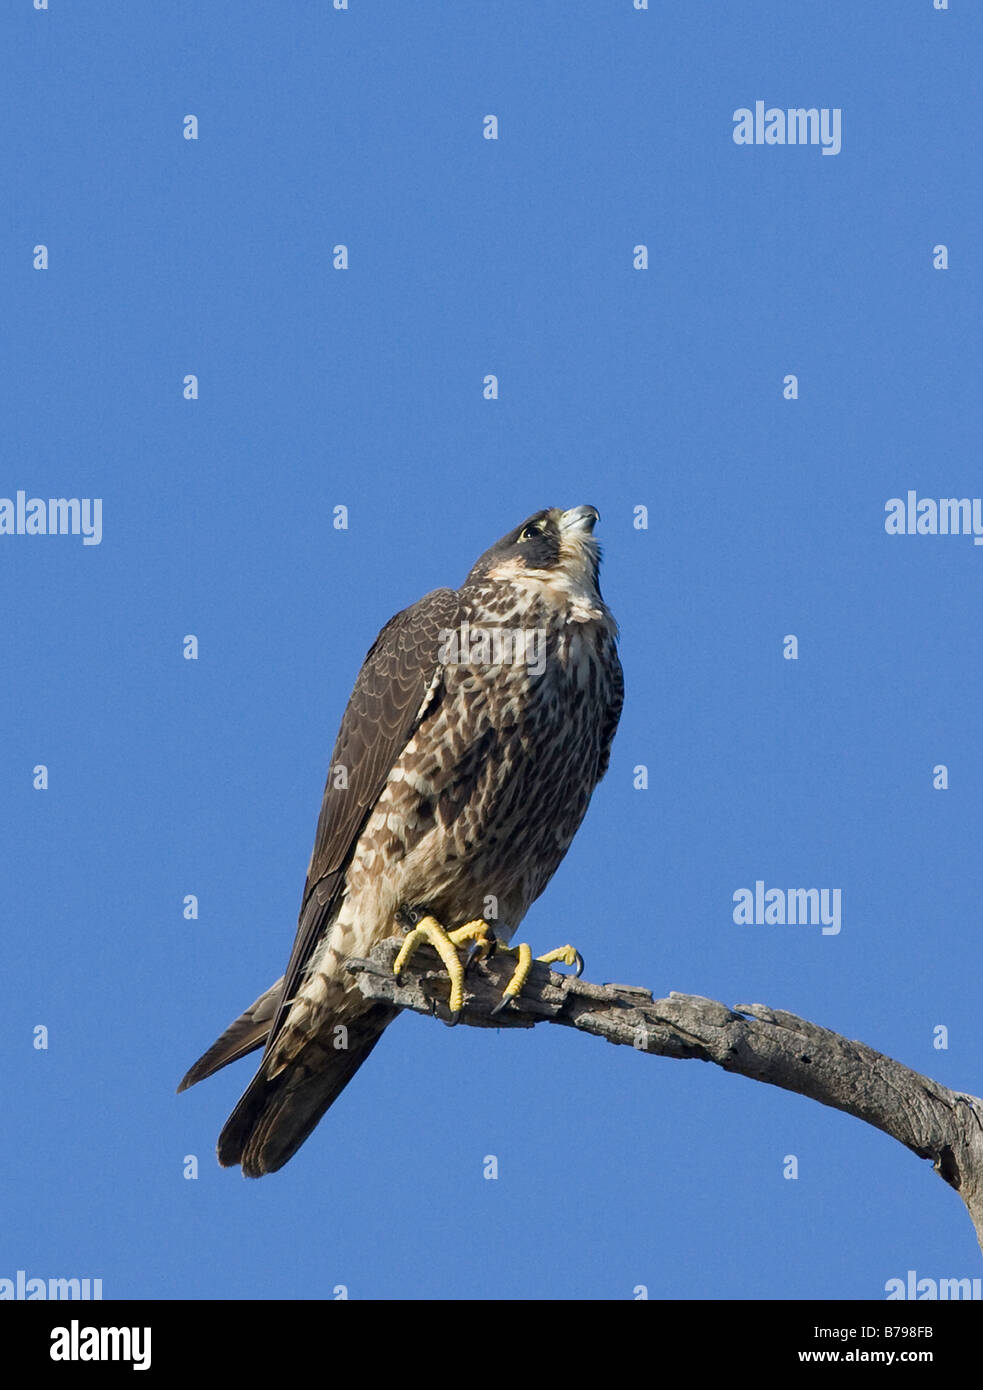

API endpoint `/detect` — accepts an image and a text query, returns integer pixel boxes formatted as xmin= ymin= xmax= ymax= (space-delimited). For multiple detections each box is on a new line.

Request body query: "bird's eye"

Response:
xmin=519 ymin=522 xmax=544 ymax=542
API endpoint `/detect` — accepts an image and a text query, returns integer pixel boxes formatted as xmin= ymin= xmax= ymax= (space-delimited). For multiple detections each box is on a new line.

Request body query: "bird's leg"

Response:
xmin=393 ymin=915 xmax=496 ymax=1020
xmin=490 ymin=943 xmax=584 ymax=1017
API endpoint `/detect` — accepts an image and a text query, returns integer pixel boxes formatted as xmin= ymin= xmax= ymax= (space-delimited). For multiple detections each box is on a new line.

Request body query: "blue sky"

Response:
xmin=3 ymin=1 xmax=981 ymax=1300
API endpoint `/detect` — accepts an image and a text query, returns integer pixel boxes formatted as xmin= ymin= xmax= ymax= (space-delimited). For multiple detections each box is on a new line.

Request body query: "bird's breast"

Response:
xmin=338 ymin=601 xmax=620 ymax=944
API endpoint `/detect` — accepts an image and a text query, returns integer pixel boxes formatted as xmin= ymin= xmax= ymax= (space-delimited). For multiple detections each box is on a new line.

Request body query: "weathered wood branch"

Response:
xmin=347 ymin=936 xmax=983 ymax=1253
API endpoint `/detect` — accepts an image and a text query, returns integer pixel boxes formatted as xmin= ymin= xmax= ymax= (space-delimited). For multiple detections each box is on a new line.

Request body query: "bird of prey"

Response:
xmin=179 ymin=505 xmax=623 ymax=1176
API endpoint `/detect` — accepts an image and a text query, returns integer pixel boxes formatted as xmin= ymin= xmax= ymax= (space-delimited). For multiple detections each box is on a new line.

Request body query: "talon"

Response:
xmin=536 ymin=944 xmax=584 ymax=975
xmin=392 ymin=915 xmax=466 ymax=1013
xmin=498 ymin=941 xmax=533 ymax=1008
xmin=392 ymin=914 xmax=584 ymax=1019
xmin=391 ymin=915 xmax=498 ymax=1017
xmin=450 ymin=918 xmax=497 ymax=973
xmin=490 ymin=940 xmax=585 ymax=1010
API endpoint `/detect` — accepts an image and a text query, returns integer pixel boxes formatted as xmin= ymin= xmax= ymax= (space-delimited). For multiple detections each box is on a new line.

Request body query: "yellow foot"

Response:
xmin=393 ymin=916 xmax=496 ymax=1020
xmin=393 ymin=915 xmax=584 ymax=1021
xmin=491 ymin=943 xmax=584 ymax=1017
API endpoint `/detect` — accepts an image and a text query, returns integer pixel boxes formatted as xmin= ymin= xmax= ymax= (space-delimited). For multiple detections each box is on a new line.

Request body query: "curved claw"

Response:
xmin=490 ymin=994 xmax=513 ymax=1019
xmin=442 ymin=1009 xmax=461 ymax=1028
xmin=464 ymin=940 xmax=486 ymax=971
xmin=574 ymin=951 xmax=584 ymax=978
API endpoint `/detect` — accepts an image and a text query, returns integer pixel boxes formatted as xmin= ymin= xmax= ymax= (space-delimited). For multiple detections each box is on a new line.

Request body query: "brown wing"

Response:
xmin=260 ymin=585 xmax=463 ymax=1054
xmin=178 ymin=585 xmax=463 ymax=1094
xmin=596 ymin=646 xmax=624 ymax=781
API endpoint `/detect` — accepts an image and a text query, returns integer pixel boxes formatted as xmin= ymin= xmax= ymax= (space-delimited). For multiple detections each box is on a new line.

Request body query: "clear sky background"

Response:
xmin=3 ymin=1 xmax=981 ymax=1301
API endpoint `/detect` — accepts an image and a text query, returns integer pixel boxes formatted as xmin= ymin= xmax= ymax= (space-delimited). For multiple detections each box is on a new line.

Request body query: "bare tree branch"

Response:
xmin=347 ymin=936 xmax=983 ymax=1254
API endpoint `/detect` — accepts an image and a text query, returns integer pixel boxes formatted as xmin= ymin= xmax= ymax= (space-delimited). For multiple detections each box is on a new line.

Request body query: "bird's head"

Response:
xmin=466 ymin=506 xmax=604 ymax=600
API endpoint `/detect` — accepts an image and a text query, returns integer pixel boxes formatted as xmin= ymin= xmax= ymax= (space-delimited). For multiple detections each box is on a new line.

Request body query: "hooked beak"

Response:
xmin=559 ymin=505 xmax=600 ymax=534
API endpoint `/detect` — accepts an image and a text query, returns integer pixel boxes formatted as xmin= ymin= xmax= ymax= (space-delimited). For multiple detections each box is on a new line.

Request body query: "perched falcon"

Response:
xmin=179 ymin=505 xmax=623 ymax=1176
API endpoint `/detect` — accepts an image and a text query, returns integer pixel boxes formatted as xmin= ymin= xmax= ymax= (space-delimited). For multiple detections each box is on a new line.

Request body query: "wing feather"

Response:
xmin=261 ymin=585 xmax=463 ymax=1053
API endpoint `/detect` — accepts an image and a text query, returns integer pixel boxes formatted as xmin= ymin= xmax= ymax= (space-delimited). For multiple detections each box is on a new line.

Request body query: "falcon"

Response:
xmin=179 ymin=505 xmax=624 ymax=1176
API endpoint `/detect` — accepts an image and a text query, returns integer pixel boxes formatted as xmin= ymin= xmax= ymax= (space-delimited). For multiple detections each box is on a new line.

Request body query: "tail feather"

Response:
xmin=217 ymin=1003 xmax=398 ymax=1177
xmin=177 ymin=979 xmax=284 ymax=1093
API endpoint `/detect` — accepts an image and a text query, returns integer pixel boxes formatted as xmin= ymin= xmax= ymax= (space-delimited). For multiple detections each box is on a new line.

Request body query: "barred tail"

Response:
xmin=216 ymin=1003 xmax=397 ymax=1177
